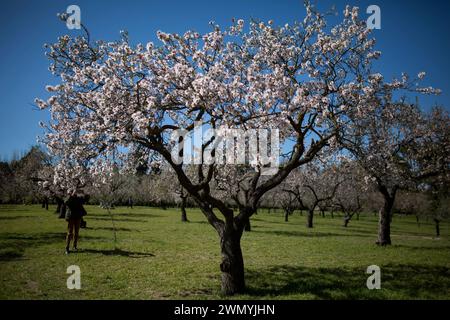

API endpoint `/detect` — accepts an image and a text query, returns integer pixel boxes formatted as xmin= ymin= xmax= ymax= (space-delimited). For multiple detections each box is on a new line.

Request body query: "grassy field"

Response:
xmin=0 ymin=204 xmax=449 ymax=300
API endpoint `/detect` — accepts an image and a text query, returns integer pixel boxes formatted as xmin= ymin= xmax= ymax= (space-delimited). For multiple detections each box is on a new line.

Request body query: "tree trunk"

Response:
xmin=416 ymin=215 xmax=420 ymax=228
xmin=434 ymin=218 xmax=440 ymax=238
xmin=56 ymin=202 xmax=62 ymax=214
xmin=42 ymin=198 xmax=49 ymax=210
xmin=343 ymin=216 xmax=350 ymax=227
xmin=331 ymin=210 xmax=334 ymax=219
xmin=284 ymin=209 xmax=289 ymax=222
xmin=244 ymin=218 xmax=251 ymax=231
xmin=356 ymin=212 xmax=360 ymax=220
xmin=306 ymin=210 xmax=314 ymax=228
xmin=377 ymin=194 xmax=394 ymax=246
xmin=180 ymin=196 xmax=188 ymax=222
xmin=55 ymin=197 xmax=63 ymax=214
xmin=220 ymin=228 xmax=245 ymax=295
xmin=321 ymin=209 xmax=325 ymax=218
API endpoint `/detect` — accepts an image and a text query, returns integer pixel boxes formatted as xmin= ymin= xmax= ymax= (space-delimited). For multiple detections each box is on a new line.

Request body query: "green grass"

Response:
xmin=0 ymin=204 xmax=449 ymax=299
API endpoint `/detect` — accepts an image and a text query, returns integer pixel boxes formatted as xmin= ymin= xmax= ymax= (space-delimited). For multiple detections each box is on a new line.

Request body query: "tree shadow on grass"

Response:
xmin=0 ymin=207 xmax=32 ymax=212
xmin=0 ymin=232 xmax=67 ymax=243
xmin=189 ymin=220 xmax=209 ymax=225
xmin=391 ymin=244 xmax=450 ymax=251
xmin=0 ymin=232 xmax=107 ymax=261
xmin=0 ymin=232 xmax=105 ymax=242
xmin=80 ymin=248 xmax=155 ymax=258
xmin=88 ymin=216 xmax=148 ymax=223
xmin=338 ymin=226 xmax=377 ymax=234
xmin=90 ymin=227 xmax=136 ymax=232
xmin=252 ymin=230 xmax=370 ymax=238
xmin=245 ymin=264 xmax=450 ymax=299
xmin=251 ymin=217 xmax=305 ymax=226
xmin=0 ymin=233 xmax=68 ymax=261
xmin=344 ymin=223 xmax=438 ymax=239
xmin=0 ymin=248 xmax=27 ymax=261
xmin=113 ymin=212 xmax=164 ymax=219
xmin=87 ymin=212 xmax=164 ymax=219
xmin=0 ymin=215 xmax=38 ymax=220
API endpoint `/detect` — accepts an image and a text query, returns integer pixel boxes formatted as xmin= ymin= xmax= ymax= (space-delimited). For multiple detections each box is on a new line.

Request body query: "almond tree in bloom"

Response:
xmin=161 ymin=164 xmax=196 ymax=221
xmin=36 ymin=165 xmax=65 ymax=213
xmin=48 ymin=158 xmax=91 ymax=199
xmin=333 ymin=161 xmax=366 ymax=227
xmin=34 ymin=155 xmax=93 ymax=220
xmin=410 ymin=107 xmax=450 ymax=238
xmin=340 ymin=101 xmax=446 ymax=245
xmin=37 ymin=3 xmax=436 ymax=294
xmin=89 ymin=160 xmax=130 ymax=209
xmin=289 ymin=158 xmax=342 ymax=228
xmin=279 ymin=175 xmax=303 ymax=222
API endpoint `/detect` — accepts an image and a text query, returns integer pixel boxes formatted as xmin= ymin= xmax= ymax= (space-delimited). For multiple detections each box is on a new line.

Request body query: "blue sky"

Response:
xmin=0 ymin=0 xmax=449 ymax=160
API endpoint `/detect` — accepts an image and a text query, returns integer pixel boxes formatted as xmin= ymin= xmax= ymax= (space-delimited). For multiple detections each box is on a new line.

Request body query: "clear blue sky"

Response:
xmin=0 ymin=0 xmax=449 ymax=160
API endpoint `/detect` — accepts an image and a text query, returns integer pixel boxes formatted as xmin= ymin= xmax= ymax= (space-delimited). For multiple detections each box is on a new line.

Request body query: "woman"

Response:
xmin=64 ymin=195 xmax=87 ymax=254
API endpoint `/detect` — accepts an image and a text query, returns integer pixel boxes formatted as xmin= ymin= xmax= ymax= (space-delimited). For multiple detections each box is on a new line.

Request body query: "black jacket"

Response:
xmin=65 ymin=196 xmax=87 ymax=220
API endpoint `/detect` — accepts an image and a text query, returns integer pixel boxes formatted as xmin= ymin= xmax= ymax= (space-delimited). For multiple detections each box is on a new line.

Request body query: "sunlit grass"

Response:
xmin=0 ymin=205 xmax=449 ymax=299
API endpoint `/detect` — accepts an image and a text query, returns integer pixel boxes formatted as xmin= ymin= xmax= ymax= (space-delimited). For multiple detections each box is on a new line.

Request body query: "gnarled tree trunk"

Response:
xmin=220 ymin=228 xmax=245 ymax=295
xmin=343 ymin=215 xmax=350 ymax=227
xmin=307 ymin=209 xmax=314 ymax=228
xmin=434 ymin=218 xmax=440 ymax=238
xmin=42 ymin=197 xmax=49 ymax=210
xmin=180 ymin=195 xmax=188 ymax=222
xmin=377 ymin=193 xmax=395 ymax=246
xmin=244 ymin=217 xmax=251 ymax=231
xmin=55 ymin=197 xmax=63 ymax=214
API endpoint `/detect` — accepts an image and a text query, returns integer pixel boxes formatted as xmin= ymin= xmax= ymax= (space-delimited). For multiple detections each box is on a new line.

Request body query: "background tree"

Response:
xmin=0 ymin=146 xmax=51 ymax=204
xmin=394 ymin=191 xmax=428 ymax=227
xmin=278 ymin=171 xmax=303 ymax=222
xmin=294 ymin=159 xmax=341 ymax=228
xmin=409 ymin=106 xmax=450 ymax=237
xmin=340 ymin=99 xmax=443 ymax=245
xmin=333 ymin=161 xmax=365 ymax=227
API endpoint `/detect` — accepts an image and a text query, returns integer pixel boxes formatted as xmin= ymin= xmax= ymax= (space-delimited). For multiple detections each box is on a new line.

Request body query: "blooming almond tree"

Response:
xmin=289 ymin=157 xmax=342 ymax=228
xmin=333 ymin=161 xmax=366 ymax=227
xmin=35 ymin=164 xmax=66 ymax=214
xmin=279 ymin=178 xmax=302 ymax=222
xmin=38 ymin=3 xmax=425 ymax=294
xmin=410 ymin=106 xmax=450 ymax=238
xmin=340 ymin=101 xmax=444 ymax=245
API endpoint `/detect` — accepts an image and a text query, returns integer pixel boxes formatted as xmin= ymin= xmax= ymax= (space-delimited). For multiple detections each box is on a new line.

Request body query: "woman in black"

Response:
xmin=64 ymin=195 xmax=87 ymax=254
